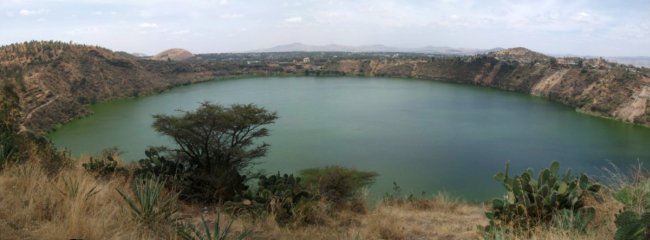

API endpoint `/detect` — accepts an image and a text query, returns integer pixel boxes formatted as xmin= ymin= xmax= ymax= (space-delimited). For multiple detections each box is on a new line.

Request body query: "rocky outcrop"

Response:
xmin=614 ymin=84 xmax=650 ymax=122
xmin=322 ymin=50 xmax=650 ymax=126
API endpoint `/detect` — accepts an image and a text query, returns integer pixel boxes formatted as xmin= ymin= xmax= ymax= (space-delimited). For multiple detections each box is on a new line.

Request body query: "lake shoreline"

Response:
xmin=48 ymin=73 xmax=650 ymax=135
xmin=50 ymin=76 xmax=650 ymax=201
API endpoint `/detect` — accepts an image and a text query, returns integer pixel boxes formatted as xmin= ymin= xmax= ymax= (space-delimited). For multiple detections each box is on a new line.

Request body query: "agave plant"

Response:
xmin=116 ymin=177 xmax=178 ymax=225
xmin=177 ymin=214 xmax=251 ymax=240
xmin=56 ymin=175 xmax=99 ymax=201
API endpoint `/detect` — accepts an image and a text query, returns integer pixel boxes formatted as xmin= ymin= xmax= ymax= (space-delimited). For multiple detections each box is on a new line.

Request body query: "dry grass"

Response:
xmin=361 ymin=194 xmax=487 ymax=240
xmin=0 ymin=159 xmax=178 ymax=240
xmin=0 ymin=159 xmax=627 ymax=240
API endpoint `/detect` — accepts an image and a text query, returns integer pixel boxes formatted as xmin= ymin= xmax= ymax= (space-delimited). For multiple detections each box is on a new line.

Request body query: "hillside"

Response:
xmin=151 ymin=48 xmax=194 ymax=61
xmin=491 ymin=47 xmax=549 ymax=63
xmin=0 ymin=42 xmax=216 ymax=131
xmin=1 ymin=42 xmax=649 ymax=132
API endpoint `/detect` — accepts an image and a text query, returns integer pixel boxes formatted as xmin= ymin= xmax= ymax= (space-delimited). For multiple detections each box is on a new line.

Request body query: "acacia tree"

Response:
xmin=152 ymin=102 xmax=278 ymax=202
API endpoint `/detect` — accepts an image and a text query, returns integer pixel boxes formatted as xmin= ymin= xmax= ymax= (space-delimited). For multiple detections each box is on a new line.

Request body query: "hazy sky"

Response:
xmin=1 ymin=0 xmax=648 ymax=56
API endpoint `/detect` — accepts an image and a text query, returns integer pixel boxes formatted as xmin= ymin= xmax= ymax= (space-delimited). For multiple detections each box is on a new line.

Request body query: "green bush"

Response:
xmin=615 ymin=211 xmax=650 ymax=240
xmin=0 ymin=127 xmax=16 ymax=165
xmin=299 ymin=166 xmax=377 ymax=208
xmin=613 ymin=177 xmax=650 ymax=213
xmin=483 ymin=161 xmax=601 ymax=235
xmin=38 ymin=141 xmax=74 ymax=176
xmin=0 ymin=83 xmax=23 ymax=167
xmin=611 ymin=166 xmax=650 ymax=240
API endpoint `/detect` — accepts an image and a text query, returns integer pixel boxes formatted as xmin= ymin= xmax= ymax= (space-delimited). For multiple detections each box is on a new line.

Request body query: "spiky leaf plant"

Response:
xmin=117 ymin=177 xmax=178 ymax=225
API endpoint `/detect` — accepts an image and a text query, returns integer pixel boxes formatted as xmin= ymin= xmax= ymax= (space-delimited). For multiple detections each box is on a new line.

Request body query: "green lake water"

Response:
xmin=49 ymin=77 xmax=650 ymax=201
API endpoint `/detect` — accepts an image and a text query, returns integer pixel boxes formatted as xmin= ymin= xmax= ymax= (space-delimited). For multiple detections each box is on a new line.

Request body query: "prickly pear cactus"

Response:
xmin=134 ymin=146 xmax=194 ymax=185
xmin=484 ymin=161 xmax=601 ymax=234
xmin=256 ymin=172 xmax=312 ymax=225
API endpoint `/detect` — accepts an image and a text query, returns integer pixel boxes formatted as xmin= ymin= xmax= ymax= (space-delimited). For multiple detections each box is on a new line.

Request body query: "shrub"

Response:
xmin=0 ymin=83 xmax=24 ymax=167
xmin=611 ymin=165 xmax=650 ymax=240
xmin=0 ymin=119 xmax=72 ymax=175
xmin=117 ymin=177 xmax=179 ymax=226
xmin=177 ymin=214 xmax=251 ymax=240
xmin=37 ymin=140 xmax=74 ymax=175
xmin=300 ymin=166 xmax=378 ymax=209
xmin=611 ymin=167 xmax=650 ymax=214
xmin=615 ymin=211 xmax=650 ymax=240
xmin=0 ymin=126 xmax=17 ymax=166
xmin=483 ymin=161 xmax=601 ymax=236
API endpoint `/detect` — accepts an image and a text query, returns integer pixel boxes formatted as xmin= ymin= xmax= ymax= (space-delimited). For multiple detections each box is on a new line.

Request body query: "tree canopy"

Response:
xmin=151 ymin=102 xmax=278 ymax=202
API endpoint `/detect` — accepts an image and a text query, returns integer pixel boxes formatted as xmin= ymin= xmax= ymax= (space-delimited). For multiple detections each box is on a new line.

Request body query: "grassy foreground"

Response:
xmin=0 ymin=155 xmax=638 ymax=240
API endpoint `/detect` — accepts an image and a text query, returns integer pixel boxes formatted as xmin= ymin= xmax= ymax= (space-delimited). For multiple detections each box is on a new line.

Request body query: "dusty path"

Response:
xmin=19 ymin=94 xmax=58 ymax=133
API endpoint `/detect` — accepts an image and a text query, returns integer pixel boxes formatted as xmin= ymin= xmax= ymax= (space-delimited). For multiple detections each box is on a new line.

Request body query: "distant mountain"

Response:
xmin=252 ymin=43 xmax=501 ymax=55
xmin=416 ymin=46 xmax=504 ymax=55
xmin=151 ymin=48 xmax=194 ymax=61
xmin=606 ymin=57 xmax=650 ymax=68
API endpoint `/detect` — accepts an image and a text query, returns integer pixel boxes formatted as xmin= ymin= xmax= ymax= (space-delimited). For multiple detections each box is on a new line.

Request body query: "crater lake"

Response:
xmin=49 ymin=77 xmax=650 ymax=201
